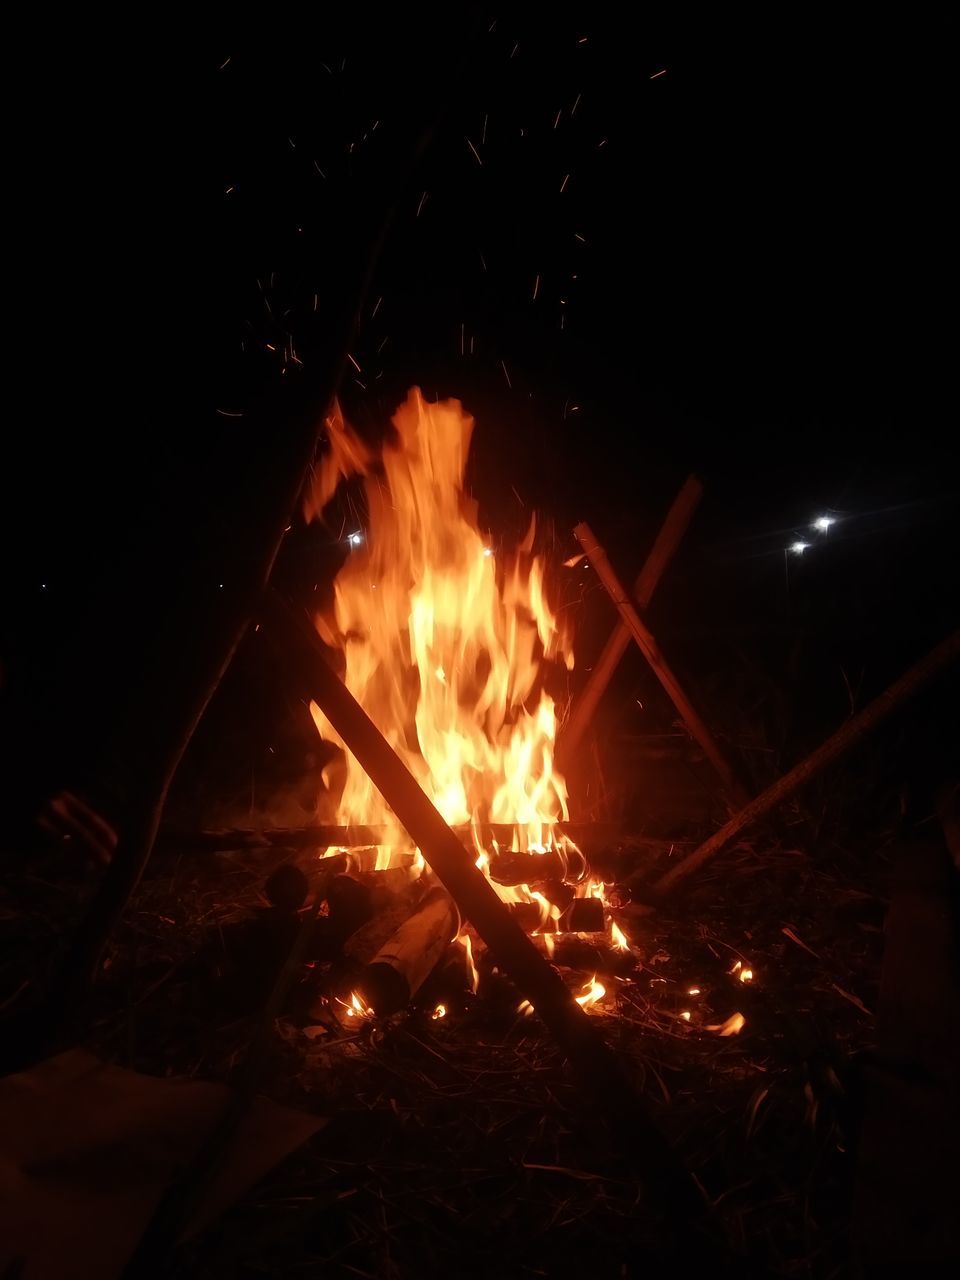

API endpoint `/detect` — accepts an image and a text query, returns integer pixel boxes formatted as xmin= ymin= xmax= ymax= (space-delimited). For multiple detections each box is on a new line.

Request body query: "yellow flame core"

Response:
xmin=457 ymin=933 xmax=479 ymax=993
xmin=338 ymin=992 xmax=374 ymax=1021
xmin=309 ymin=388 xmax=574 ymax=890
xmin=610 ymin=920 xmax=630 ymax=951
xmin=575 ymin=976 xmax=606 ymax=1008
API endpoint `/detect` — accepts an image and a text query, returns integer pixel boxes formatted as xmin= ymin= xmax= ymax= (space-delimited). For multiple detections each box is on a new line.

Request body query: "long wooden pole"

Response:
xmin=655 ymin=630 xmax=960 ymax=896
xmin=260 ymin=587 xmax=709 ymax=1224
xmin=573 ymin=522 xmax=748 ymax=806
xmin=560 ymin=476 xmax=702 ymax=761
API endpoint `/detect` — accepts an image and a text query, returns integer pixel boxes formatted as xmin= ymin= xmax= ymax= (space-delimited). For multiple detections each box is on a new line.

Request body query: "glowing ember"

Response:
xmin=431 ymin=1004 xmax=447 ymax=1020
xmin=687 ymin=986 xmax=701 ymax=996
xmin=575 ymin=976 xmax=606 ymax=1008
xmin=679 ymin=1010 xmax=691 ymax=1022
xmin=707 ymin=1012 xmax=746 ymax=1036
xmin=730 ymin=960 xmax=754 ymax=984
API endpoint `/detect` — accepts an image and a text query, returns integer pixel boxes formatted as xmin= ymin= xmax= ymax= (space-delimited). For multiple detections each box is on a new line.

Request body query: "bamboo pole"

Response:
xmin=260 ymin=587 xmax=708 ymax=1221
xmin=573 ymin=522 xmax=748 ymax=805
xmin=560 ymin=476 xmax=702 ymax=761
xmin=655 ymin=630 xmax=960 ymax=895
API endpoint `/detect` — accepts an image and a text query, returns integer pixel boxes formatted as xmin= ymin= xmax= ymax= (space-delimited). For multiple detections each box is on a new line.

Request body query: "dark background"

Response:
xmin=2 ymin=12 xmax=955 ymax=820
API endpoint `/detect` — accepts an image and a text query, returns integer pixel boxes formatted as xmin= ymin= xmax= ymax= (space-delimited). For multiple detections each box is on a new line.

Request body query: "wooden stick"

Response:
xmin=560 ymin=475 xmax=703 ymax=761
xmin=655 ymin=630 xmax=960 ymax=895
xmin=260 ymin=586 xmax=708 ymax=1222
xmin=573 ymin=522 xmax=748 ymax=805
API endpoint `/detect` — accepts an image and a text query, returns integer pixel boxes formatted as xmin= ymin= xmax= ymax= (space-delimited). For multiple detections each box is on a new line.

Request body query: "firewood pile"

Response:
xmin=202 ymin=825 xmax=667 ymax=1027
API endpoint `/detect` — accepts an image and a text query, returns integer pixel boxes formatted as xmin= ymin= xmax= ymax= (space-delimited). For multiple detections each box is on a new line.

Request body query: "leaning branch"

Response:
xmin=655 ymin=630 xmax=960 ymax=895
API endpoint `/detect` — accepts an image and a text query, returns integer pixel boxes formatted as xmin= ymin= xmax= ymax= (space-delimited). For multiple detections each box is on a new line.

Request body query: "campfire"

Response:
xmin=219 ymin=385 xmax=956 ymax=1047
xmin=300 ymin=388 xmax=626 ymax=1020
xmin=5 ymin=22 xmax=959 ymax=1277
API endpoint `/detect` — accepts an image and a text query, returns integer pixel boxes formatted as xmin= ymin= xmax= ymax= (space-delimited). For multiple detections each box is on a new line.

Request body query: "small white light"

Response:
xmin=348 ymin=532 xmax=363 ymax=546
xmin=813 ymin=515 xmax=835 ymax=532
xmin=789 ymin=541 xmax=809 ymax=555
xmin=482 ymin=547 xmax=493 ymax=557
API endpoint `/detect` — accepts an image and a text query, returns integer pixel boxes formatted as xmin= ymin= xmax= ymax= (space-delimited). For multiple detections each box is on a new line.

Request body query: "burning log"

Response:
xmin=574 ymin=521 xmax=748 ymax=806
xmin=559 ymin=475 xmax=703 ymax=763
xmin=655 ymin=629 xmax=960 ymax=895
xmin=356 ymin=886 xmax=460 ymax=1016
xmin=261 ymin=587 xmax=708 ymax=1224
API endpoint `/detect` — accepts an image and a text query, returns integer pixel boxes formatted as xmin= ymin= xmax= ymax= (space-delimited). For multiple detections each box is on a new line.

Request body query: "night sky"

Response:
xmin=3 ymin=13 xmax=955 ymax=809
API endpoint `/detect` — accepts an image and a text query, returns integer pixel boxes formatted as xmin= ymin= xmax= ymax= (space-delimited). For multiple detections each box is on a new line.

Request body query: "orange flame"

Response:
xmin=307 ymin=388 xmax=576 ymax=895
xmin=609 ymin=920 xmax=630 ymax=951
xmin=337 ymin=991 xmax=374 ymax=1021
xmin=457 ymin=932 xmax=479 ymax=994
xmin=575 ymin=975 xmax=606 ymax=1008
